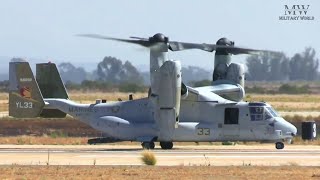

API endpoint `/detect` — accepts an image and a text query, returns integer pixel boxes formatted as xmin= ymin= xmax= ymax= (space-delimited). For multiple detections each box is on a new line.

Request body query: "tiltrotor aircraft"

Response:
xmin=9 ymin=33 xmax=297 ymax=150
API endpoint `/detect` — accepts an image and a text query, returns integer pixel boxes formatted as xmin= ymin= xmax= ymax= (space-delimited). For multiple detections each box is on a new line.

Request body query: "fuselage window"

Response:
xmin=224 ymin=108 xmax=239 ymax=124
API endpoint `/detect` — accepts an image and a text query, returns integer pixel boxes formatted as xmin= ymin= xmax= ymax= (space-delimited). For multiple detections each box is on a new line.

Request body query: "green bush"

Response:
xmin=278 ymin=84 xmax=310 ymax=94
xmin=50 ymin=131 xmax=68 ymax=138
xmin=245 ymin=86 xmax=267 ymax=94
xmin=222 ymin=141 xmax=235 ymax=145
xmin=119 ymin=83 xmax=145 ymax=93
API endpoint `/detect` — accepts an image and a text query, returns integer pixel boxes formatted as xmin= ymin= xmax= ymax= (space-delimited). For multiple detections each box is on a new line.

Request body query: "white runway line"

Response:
xmin=76 ymin=155 xmax=320 ymax=159
xmin=0 ymin=150 xmax=320 ymax=154
xmin=0 ymin=146 xmax=320 ymax=166
xmin=0 ymin=150 xmax=67 ymax=153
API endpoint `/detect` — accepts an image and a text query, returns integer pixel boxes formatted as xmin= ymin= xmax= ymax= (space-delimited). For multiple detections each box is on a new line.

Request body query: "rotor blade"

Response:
xmin=169 ymin=41 xmax=214 ymax=52
xmin=129 ymin=36 xmax=149 ymax=41
xmin=215 ymin=45 xmax=280 ymax=55
xmin=77 ymin=34 xmax=151 ymax=47
xmin=169 ymin=41 xmax=279 ymax=55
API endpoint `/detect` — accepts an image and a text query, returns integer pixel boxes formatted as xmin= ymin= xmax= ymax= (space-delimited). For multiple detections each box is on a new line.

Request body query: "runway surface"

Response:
xmin=0 ymin=145 xmax=319 ymax=166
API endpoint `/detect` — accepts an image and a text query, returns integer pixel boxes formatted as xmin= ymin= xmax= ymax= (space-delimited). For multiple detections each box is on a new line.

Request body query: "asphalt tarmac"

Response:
xmin=0 ymin=145 xmax=319 ymax=166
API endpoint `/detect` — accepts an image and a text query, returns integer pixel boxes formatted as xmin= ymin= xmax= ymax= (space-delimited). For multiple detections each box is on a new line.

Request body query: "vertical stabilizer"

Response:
xmin=36 ymin=63 xmax=69 ymax=99
xmin=36 ymin=63 xmax=68 ymax=118
xmin=9 ymin=61 xmax=45 ymax=118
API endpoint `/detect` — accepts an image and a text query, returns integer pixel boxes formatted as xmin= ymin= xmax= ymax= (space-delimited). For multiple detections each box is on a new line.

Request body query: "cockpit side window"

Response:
xmin=250 ymin=107 xmax=264 ymax=121
xmin=265 ymin=111 xmax=272 ymax=120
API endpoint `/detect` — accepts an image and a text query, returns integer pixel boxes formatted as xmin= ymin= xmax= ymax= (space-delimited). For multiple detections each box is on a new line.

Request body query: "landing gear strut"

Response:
xmin=141 ymin=142 xmax=155 ymax=149
xmin=275 ymin=142 xmax=284 ymax=149
xmin=160 ymin=142 xmax=173 ymax=149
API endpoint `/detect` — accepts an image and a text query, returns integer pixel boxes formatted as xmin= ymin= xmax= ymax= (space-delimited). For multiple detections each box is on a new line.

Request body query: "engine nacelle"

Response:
xmin=158 ymin=60 xmax=181 ymax=112
xmin=226 ymin=63 xmax=245 ymax=87
xmin=155 ymin=60 xmax=182 ymax=141
xmin=212 ymin=62 xmax=245 ymax=102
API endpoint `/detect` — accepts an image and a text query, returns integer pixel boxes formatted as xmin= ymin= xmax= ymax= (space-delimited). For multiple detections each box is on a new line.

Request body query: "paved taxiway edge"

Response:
xmin=0 ymin=145 xmax=319 ymax=166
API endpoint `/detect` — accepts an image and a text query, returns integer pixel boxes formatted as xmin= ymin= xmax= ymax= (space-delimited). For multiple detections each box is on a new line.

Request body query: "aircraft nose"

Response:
xmin=282 ymin=118 xmax=297 ymax=136
xmin=275 ymin=117 xmax=297 ymax=136
xmin=289 ymin=123 xmax=297 ymax=136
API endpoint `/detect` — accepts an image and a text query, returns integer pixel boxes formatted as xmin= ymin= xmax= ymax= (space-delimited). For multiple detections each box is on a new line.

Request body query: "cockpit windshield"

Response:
xmin=266 ymin=107 xmax=279 ymax=117
xmin=249 ymin=105 xmax=279 ymax=121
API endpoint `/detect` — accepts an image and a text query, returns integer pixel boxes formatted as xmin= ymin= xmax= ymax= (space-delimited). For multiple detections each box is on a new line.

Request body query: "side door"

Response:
xmin=222 ymin=108 xmax=240 ymax=139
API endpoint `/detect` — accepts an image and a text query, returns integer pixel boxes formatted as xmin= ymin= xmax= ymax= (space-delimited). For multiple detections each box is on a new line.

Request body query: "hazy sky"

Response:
xmin=0 ymin=0 xmax=319 ymax=72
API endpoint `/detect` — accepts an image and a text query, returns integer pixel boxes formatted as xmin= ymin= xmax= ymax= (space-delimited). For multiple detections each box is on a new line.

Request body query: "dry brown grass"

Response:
xmin=0 ymin=104 xmax=7 ymax=112
xmin=246 ymin=94 xmax=320 ymax=111
xmin=0 ymin=93 xmax=8 ymax=101
xmin=69 ymin=91 xmax=147 ymax=102
xmin=0 ymin=93 xmax=8 ymax=111
xmin=0 ymin=166 xmax=319 ymax=180
xmin=245 ymin=94 xmax=320 ymax=103
xmin=292 ymin=136 xmax=320 ymax=145
xmin=268 ymin=101 xmax=320 ymax=111
xmin=0 ymin=136 xmax=88 ymax=145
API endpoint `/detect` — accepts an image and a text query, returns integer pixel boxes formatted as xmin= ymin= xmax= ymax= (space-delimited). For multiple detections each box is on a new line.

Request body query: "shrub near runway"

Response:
xmin=141 ymin=151 xmax=157 ymax=165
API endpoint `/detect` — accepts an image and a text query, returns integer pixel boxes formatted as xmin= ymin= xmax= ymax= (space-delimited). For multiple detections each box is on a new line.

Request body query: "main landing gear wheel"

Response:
xmin=160 ymin=142 xmax=173 ymax=149
xmin=275 ymin=142 xmax=284 ymax=149
xmin=141 ymin=142 xmax=155 ymax=149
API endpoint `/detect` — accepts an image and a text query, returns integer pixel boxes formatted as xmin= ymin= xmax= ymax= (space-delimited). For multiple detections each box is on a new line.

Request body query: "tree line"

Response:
xmin=0 ymin=47 xmax=319 ymax=93
xmin=58 ymin=56 xmax=211 ymax=92
xmin=246 ymin=47 xmax=319 ymax=81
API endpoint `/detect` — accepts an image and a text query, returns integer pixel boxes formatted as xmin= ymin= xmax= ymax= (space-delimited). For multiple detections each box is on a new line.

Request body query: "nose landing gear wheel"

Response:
xmin=141 ymin=142 xmax=155 ymax=149
xmin=160 ymin=142 xmax=173 ymax=149
xmin=275 ymin=142 xmax=284 ymax=149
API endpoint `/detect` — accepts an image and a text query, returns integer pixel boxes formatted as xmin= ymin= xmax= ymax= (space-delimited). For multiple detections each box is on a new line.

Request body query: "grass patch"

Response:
xmin=0 ymin=93 xmax=8 ymax=101
xmin=49 ymin=131 xmax=68 ymax=138
xmin=141 ymin=150 xmax=157 ymax=166
xmin=0 ymin=136 xmax=88 ymax=145
xmin=69 ymin=92 xmax=147 ymax=102
xmin=245 ymin=94 xmax=320 ymax=103
xmin=0 ymin=166 xmax=318 ymax=179
xmin=222 ymin=141 xmax=236 ymax=145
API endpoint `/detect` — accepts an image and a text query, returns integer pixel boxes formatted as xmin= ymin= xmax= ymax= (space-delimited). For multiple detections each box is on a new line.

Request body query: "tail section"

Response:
xmin=9 ymin=61 xmax=45 ymax=118
xmin=36 ymin=63 xmax=69 ymax=99
xmin=36 ymin=63 xmax=69 ymax=118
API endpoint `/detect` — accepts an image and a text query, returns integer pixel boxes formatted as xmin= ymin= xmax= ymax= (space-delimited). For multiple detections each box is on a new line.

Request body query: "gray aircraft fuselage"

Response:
xmin=45 ymin=86 xmax=297 ymax=143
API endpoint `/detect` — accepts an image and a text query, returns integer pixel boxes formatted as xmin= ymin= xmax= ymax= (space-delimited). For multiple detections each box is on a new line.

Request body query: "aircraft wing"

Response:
xmin=194 ymin=84 xmax=245 ymax=102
